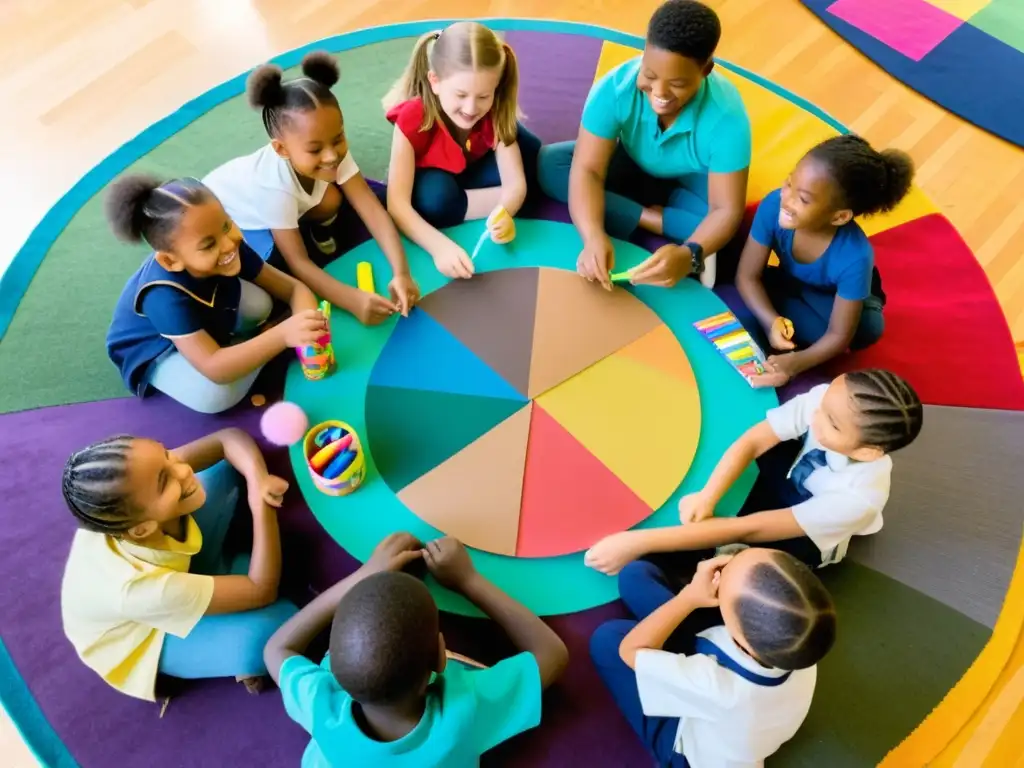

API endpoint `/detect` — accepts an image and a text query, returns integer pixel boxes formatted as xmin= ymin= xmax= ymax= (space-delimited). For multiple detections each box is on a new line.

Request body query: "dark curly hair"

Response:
xmin=808 ymin=135 xmax=915 ymax=217
xmin=845 ymin=368 xmax=923 ymax=453
xmin=247 ymin=51 xmax=342 ymax=138
xmin=734 ymin=550 xmax=836 ymax=670
xmin=330 ymin=572 xmax=440 ymax=705
xmin=647 ymin=0 xmax=722 ymax=64
xmin=104 ymin=174 xmax=211 ymax=251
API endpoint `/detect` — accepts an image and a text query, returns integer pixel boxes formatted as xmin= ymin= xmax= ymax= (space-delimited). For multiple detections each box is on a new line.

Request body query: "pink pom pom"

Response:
xmin=260 ymin=401 xmax=309 ymax=446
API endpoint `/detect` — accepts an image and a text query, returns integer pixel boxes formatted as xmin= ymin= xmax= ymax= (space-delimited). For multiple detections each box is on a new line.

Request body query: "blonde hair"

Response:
xmin=383 ymin=22 xmax=520 ymax=146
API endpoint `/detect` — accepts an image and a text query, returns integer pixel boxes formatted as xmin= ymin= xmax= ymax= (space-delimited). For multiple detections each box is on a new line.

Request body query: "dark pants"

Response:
xmin=411 ymin=122 xmax=542 ymax=228
xmin=537 ymin=140 xmax=709 ymax=243
xmin=591 ymin=561 xmax=701 ymax=767
xmin=736 ymin=267 xmax=885 ymax=352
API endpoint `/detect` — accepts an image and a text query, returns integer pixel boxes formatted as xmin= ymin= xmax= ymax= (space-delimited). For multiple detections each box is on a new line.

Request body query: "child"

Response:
xmin=737 ymin=135 xmax=914 ymax=388
xmin=585 ymin=369 xmax=923 ymax=574
xmin=590 ymin=548 xmax=835 ymax=767
xmin=105 ymin=175 xmax=325 ymax=414
xmin=204 ymin=52 xmax=419 ymax=324
xmin=382 ymin=22 xmax=542 ymax=280
xmin=264 ymin=535 xmax=568 ymax=767
xmin=60 ymin=429 xmax=297 ymax=701
xmin=537 ymin=0 xmax=751 ymax=290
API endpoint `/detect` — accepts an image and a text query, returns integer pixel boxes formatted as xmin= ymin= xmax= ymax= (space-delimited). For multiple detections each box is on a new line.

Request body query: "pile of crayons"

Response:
xmin=693 ymin=311 xmax=766 ymax=385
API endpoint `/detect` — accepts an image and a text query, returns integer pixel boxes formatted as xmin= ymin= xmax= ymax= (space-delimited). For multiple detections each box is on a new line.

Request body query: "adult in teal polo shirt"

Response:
xmin=538 ymin=0 xmax=751 ymax=289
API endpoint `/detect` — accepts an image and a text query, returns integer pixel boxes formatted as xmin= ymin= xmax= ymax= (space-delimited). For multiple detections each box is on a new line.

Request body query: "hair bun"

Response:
xmin=879 ymin=148 xmax=914 ymax=213
xmin=105 ymin=174 xmax=161 ymax=243
xmin=301 ymin=51 xmax=340 ymax=89
xmin=246 ymin=63 xmax=286 ymax=110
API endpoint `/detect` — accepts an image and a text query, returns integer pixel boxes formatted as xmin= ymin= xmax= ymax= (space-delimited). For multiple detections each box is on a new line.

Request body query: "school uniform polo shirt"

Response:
xmin=106 ymin=244 xmax=264 ymax=396
xmin=387 ymin=97 xmax=496 ymax=174
xmin=61 ymin=517 xmax=215 ymax=701
xmin=636 ymin=625 xmax=817 ymax=767
xmin=751 ymin=189 xmax=875 ymax=301
xmin=582 ymin=57 xmax=752 ymax=182
xmin=766 ymin=384 xmax=892 ymax=566
xmin=279 ymin=651 xmax=541 ymax=768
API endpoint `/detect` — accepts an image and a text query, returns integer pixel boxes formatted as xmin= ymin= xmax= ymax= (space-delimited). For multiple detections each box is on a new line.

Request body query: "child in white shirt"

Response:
xmin=590 ymin=548 xmax=835 ymax=767
xmin=585 ymin=368 xmax=923 ymax=575
xmin=205 ymin=51 xmax=420 ymax=326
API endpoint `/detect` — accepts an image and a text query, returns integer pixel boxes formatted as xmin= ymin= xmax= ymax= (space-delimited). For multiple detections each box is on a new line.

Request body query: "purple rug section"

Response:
xmin=0 ymin=364 xmax=647 ymax=766
xmin=505 ymin=31 xmax=604 ymax=144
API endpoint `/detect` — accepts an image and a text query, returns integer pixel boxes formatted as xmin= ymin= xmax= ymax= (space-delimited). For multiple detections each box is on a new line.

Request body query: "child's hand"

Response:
xmin=487 ymin=206 xmax=515 ymax=244
xmin=577 ymin=234 xmax=615 ymax=290
xmin=278 ymin=309 xmax=328 ymax=348
xmin=750 ymin=353 xmax=800 ymax=389
xmin=354 ymin=290 xmax=399 ymax=326
xmin=434 ymin=242 xmax=474 ymax=280
xmin=388 ymin=272 xmax=420 ymax=317
xmin=678 ymin=492 xmax=715 ymax=524
xmin=249 ymin=474 xmax=289 ymax=511
xmin=365 ymin=532 xmax=424 ymax=574
xmin=768 ymin=317 xmax=797 ymax=351
xmin=423 ymin=537 xmax=477 ymax=591
xmin=682 ymin=553 xmax=734 ymax=608
xmin=584 ymin=532 xmax=644 ymax=576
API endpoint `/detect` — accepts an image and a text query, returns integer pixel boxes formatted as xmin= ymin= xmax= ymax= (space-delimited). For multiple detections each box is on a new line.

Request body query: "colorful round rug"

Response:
xmin=1 ymin=18 xmax=1022 ymax=768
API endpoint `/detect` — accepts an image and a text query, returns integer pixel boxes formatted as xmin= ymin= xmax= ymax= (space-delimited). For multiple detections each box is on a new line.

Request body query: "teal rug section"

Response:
xmin=0 ymin=638 xmax=79 ymax=768
xmin=284 ymin=219 xmax=778 ymax=616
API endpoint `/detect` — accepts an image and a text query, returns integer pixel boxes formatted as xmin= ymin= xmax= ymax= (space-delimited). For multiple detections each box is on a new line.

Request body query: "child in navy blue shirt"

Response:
xmin=105 ymin=175 xmax=324 ymax=414
xmin=735 ymin=135 xmax=914 ymax=387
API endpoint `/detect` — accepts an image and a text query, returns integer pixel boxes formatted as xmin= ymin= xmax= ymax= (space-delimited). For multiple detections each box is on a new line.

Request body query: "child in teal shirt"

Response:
xmin=264 ymin=535 xmax=568 ymax=767
xmin=538 ymin=0 xmax=751 ymax=290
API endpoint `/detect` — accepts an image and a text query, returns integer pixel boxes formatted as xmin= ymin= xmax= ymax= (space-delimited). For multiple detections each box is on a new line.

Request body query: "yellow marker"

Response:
xmin=356 ymin=262 xmax=375 ymax=293
xmin=773 ymin=316 xmax=794 ymax=340
xmin=487 ymin=205 xmax=515 ymax=244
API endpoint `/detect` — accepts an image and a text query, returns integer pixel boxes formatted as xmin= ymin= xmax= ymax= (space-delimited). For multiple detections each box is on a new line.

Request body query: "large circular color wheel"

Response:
xmin=285 ymin=219 xmax=777 ymax=616
xmin=365 ymin=267 xmax=702 ymax=558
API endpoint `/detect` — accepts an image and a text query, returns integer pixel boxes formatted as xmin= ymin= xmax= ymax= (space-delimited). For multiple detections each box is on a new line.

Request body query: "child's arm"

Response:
xmin=252 ymin=262 xmax=318 ymax=314
xmin=735 ymin=235 xmax=794 ymax=350
xmin=471 ymin=139 xmax=526 ymax=219
xmin=170 ymin=308 xmax=325 ymax=385
xmin=263 ymin=533 xmax=424 ymax=685
xmin=386 ymin=127 xmax=474 ymax=279
xmin=424 ymin=538 xmax=568 ymax=689
xmin=271 ymin=228 xmax=398 ymax=325
xmin=773 ymin=298 xmax=862 ymax=376
xmin=340 ymin=173 xmax=419 ymax=316
xmin=619 ymin=554 xmax=729 ymax=668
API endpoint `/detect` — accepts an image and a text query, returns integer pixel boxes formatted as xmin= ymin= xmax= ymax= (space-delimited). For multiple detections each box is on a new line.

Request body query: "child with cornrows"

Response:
xmin=60 ymin=429 xmax=297 ymax=700
xmin=205 ymin=52 xmax=419 ymax=324
xmin=104 ymin=175 xmax=325 ymax=414
xmin=737 ymin=135 xmax=914 ymax=387
xmin=585 ymin=368 xmax=923 ymax=574
xmin=383 ymin=22 xmax=542 ymax=279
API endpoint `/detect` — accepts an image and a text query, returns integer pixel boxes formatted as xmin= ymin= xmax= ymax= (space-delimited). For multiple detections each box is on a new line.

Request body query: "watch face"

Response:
xmin=690 ymin=247 xmax=704 ymax=274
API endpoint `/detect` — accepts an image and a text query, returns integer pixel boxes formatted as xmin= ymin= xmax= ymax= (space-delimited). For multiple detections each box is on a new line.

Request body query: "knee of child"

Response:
xmin=239 ymin=601 xmax=300 ymax=672
xmin=318 ymin=182 xmax=343 ymax=218
xmin=240 ymin=284 xmax=273 ymax=326
xmin=617 ymin=559 xmax=658 ymax=600
xmin=589 ymin=620 xmax=633 ymax=665
xmin=191 ymin=378 xmax=252 ymax=415
xmin=411 ymin=171 xmax=466 ymax=227
xmin=536 ymin=143 xmax=572 ymax=201
xmin=850 ymin=307 xmax=884 ymax=350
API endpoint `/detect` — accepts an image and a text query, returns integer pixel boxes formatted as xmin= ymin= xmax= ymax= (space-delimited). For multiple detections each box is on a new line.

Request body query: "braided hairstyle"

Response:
xmin=845 ymin=369 xmax=923 ymax=453
xmin=104 ymin=175 xmax=211 ymax=251
xmin=247 ymin=51 xmax=341 ymax=139
xmin=647 ymin=0 xmax=721 ymax=64
xmin=61 ymin=436 xmax=139 ymax=535
xmin=807 ymin=135 xmax=914 ymax=217
xmin=734 ymin=551 xmax=837 ymax=670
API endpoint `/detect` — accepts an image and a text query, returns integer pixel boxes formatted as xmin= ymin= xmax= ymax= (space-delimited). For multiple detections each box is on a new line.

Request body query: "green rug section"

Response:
xmin=777 ymin=562 xmax=990 ymax=766
xmin=0 ymin=38 xmax=415 ymax=415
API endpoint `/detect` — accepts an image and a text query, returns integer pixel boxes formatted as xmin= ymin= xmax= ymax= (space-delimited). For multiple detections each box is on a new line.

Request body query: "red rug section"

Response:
xmin=826 ymin=214 xmax=1024 ymax=411
xmin=517 ymin=405 xmax=652 ymax=558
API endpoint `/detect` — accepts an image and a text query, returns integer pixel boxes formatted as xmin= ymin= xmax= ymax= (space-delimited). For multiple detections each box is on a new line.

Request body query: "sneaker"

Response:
xmin=310 ymin=225 xmax=336 ymax=255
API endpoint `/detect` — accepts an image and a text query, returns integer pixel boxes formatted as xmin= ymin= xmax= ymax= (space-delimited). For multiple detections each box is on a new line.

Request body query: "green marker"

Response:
xmin=609 ymin=269 xmax=635 ymax=283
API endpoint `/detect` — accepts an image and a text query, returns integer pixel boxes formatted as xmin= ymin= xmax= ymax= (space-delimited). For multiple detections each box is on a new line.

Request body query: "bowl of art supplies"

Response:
xmin=297 ymin=300 xmax=335 ymax=380
xmin=303 ymin=420 xmax=366 ymax=496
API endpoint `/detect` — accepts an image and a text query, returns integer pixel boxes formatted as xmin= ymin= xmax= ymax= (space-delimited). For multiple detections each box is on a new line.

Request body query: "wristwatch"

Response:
xmin=685 ymin=241 xmax=705 ymax=275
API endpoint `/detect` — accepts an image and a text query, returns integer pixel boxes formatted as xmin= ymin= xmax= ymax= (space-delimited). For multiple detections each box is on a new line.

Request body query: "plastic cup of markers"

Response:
xmin=303 ymin=420 xmax=366 ymax=496
xmin=297 ymin=336 xmax=334 ymax=380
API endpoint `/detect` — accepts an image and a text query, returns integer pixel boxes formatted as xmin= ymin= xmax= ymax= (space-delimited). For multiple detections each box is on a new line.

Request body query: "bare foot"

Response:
xmin=638 ymin=205 xmax=664 ymax=235
xmin=237 ymin=675 xmax=266 ymax=695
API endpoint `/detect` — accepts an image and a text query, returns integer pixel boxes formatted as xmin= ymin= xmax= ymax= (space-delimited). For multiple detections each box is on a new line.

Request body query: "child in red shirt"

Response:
xmin=383 ymin=22 xmax=541 ymax=279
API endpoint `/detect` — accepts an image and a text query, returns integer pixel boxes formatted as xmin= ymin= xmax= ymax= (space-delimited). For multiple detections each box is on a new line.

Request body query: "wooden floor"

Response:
xmin=0 ymin=0 xmax=1021 ymax=762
